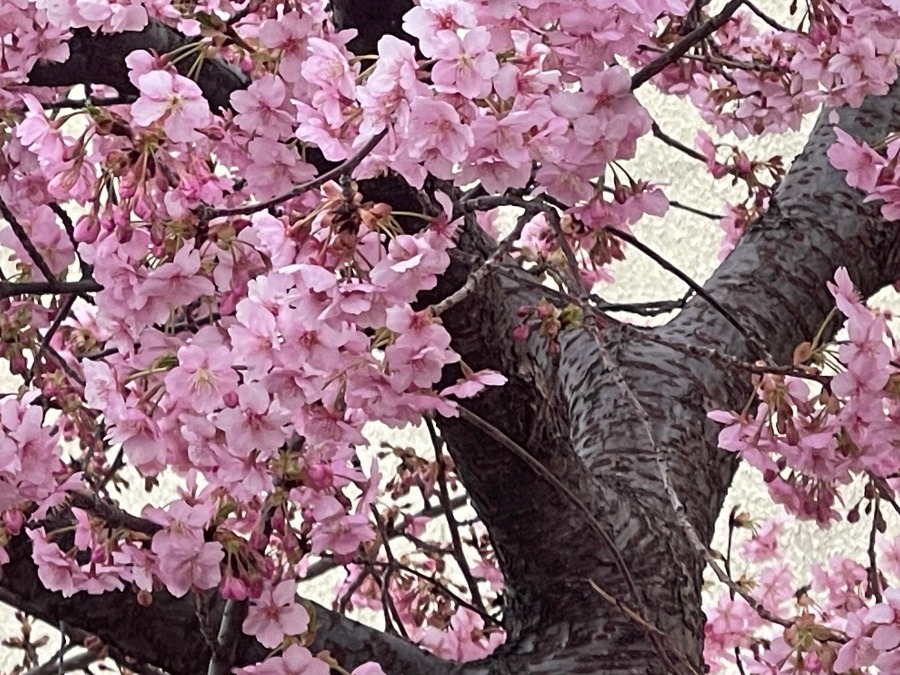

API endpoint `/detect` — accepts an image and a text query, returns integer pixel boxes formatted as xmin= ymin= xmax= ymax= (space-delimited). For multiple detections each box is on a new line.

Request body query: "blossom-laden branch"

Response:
xmin=2 ymin=495 xmax=456 ymax=675
xmin=6 ymin=0 xmax=900 ymax=673
xmin=27 ymin=21 xmax=248 ymax=113
xmin=630 ymin=0 xmax=746 ymax=90
xmin=199 ymin=130 xmax=388 ymax=219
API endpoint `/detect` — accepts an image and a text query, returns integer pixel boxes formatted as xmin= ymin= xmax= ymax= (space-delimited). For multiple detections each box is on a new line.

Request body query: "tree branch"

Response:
xmin=631 ymin=0 xmax=745 ymax=90
xmin=0 ymin=520 xmax=455 ymax=675
xmin=28 ymin=21 xmax=248 ymax=113
xmin=0 ymin=279 xmax=102 ymax=299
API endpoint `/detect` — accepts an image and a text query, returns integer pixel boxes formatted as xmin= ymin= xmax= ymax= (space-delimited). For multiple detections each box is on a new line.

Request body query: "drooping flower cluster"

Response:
xmin=711 ymin=269 xmax=900 ymax=527
xmin=707 ymin=269 xmax=900 ymax=671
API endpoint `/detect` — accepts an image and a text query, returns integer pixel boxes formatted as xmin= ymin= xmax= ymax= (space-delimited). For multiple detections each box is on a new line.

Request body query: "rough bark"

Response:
xmin=9 ymin=9 xmax=900 ymax=675
xmin=28 ymin=21 xmax=248 ymax=113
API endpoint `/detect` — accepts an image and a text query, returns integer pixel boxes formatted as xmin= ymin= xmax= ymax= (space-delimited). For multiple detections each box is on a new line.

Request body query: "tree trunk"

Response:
xmin=9 ymin=7 xmax=900 ymax=675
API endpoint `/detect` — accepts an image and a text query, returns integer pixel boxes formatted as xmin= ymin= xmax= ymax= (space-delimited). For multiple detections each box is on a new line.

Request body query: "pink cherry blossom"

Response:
xmin=8 ymin=3 xmax=900 ymax=674
xmin=231 ymin=75 xmax=296 ymax=140
xmin=165 ymin=342 xmax=239 ymax=413
xmin=402 ymin=0 xmax=477 ymax=58
xmin=130 ymin=68 xmax=212 ymax=143
xmin=431 ymin=27 xmax=499 ymax=99
xmin=243 ymin=579 xmax=310 ymax=648
xmin=405 ymin=99 xmax=474 ymax=178
xmin=154 ymin=540 xmax=224 ymax=598
xmin=234 ymin=645 xmax=329 ymax=675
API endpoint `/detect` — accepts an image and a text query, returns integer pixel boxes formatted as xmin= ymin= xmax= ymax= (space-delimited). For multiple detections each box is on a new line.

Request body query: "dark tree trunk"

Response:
xmin=11 ymin=6 xmax=900 ymax=674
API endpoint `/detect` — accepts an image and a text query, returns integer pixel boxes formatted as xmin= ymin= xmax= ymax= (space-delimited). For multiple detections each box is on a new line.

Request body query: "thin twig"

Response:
xmin=337 ymin=566 xmax=372 ymax=616
xmin=669 ymin=200 xmax=723 ymax=220
xmin=725 ymin=507 xmax=748 ymax=675
xmin=369 ymin=559 xmax=499 ymax=626
xmin=48 ymin=204 xmax=92 ymax=278
xmin=43 ymin=342 xmax=85 ymax=386
xmin=873 ymin=476 xmax=900 ymax=519
xmin=96 ymin=446 xmax=125 ymax=493
xmin=631 ymin=0 xmax=746 ymax=89
xmin=605 ymin=226 xmax=767 ymax=355
xmin=742 ymin=0 xmax=790 ymax=31
xmin=22 ymin=649 xmax=99 ymax=675
xmin=867 ymin=497 xmax=883 ymax=604
xmin=0 ymin=196 xmax=57 ymax=282
xmin=302 ymin=495 xmax=469 ymax=580
xmin=651 ymin=122 xmax=708 ymax=163
xmin=534 ymin=207 xmax=585 ymax=296
xmin=645 ymin=334 xmax=829 ymax=383
xmin=202 ymin=131 xmax=387 ymax=218
xmin=425 ymin=419 xmax=487 ymax=613
xmin=431 ymin=210 xmax=531 ymax=316
xmin=493 ymin=266 xmax=693 ymax=317
xmin=27 ymin=293 xmax=77 ymax=385
xmin=599 ymin=294 xmax=693 ymax=316
xmin=0 ymin=279 xmax=102 ymax=299
xmin=369 ymin=509 xmax=410 ymax=640
xmin=400 ymin=532 xmax=454 ymax=556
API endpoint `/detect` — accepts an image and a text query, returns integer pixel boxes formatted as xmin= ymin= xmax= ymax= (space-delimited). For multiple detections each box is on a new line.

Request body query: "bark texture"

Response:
xmin=10 ymin=7 xmax=900 ymax=675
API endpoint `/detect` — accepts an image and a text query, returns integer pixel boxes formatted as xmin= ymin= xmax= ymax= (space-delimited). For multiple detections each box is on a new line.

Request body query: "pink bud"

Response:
xmin=9 ymin=352 xmax=27 ymax=375
xmin=249 ymin=529 xmax=268 ymax=551
xmin=512 ymin=324 xmax=530 ymax=341
xmin=203 ymin=126 xmax=225 ymax=142
xmin=118 ymin=175 xmax=137 ymax=200
xmin=74 ymin=215 xmax=100 ymax=244
xmin=223 ymin=391 xmax=239 ymax=408
xmin=220 ymin=574 xmax=249 ymax=601
xmin=308 ymin=463 xmax=334 ymax=490
xmin=535 ymin=303 xmax=554 ymax=319
xmin=247 ymin=575 xmax=265 ymax=598
xmin=116 ymin=223 xmax=134 ymax=244
xmin=3 ymin=510 xmax=24 ymax=535
xmin=219 ymin=292 xmax=239 ymax=317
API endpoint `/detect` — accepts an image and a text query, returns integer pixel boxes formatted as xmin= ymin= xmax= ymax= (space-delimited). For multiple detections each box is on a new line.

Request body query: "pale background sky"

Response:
xmin=2 ymin=0 xmax=897 ymax=671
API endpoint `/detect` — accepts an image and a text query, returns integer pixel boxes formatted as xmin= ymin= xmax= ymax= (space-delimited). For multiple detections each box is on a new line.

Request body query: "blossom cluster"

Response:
xmin=828 ymin=127 xmax=900 ymax=222
xmin=711 ymin=269 xmax=900 ymax=527
xmin=708 ymin=269 xmax=900 ymax=671
xmin=705 ymin=514 xmax=900 ymax=673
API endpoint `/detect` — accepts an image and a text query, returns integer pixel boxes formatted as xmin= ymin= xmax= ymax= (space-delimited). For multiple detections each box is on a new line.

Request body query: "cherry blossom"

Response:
xmin=130 ymin=65 xmax=212 ymax=143
xmin=243 ymin=580 xmax=310 ymax=649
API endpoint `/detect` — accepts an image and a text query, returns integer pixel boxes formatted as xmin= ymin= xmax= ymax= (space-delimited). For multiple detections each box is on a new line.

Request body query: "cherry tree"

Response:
xmin=2 ymin=0 xmax=900 ymax=673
